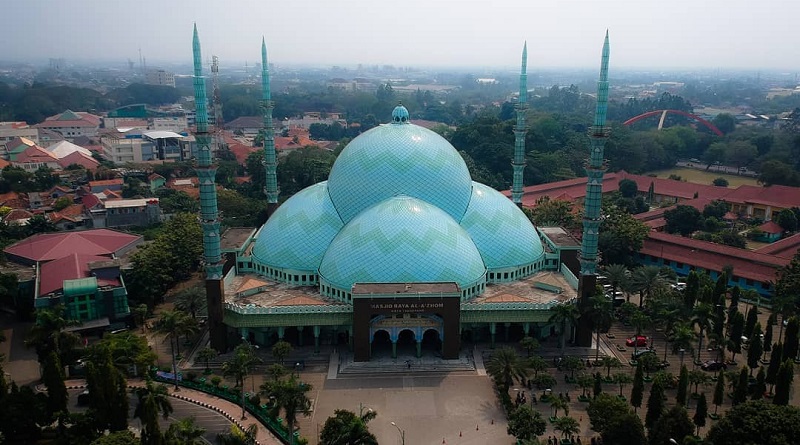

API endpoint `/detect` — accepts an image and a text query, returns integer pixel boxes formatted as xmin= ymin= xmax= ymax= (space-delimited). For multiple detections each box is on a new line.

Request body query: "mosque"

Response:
xmin=193 ymin=26 xmax=611 ymax=361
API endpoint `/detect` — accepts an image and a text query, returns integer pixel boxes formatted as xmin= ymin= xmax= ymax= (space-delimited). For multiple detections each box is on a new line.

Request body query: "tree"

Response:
xmin=85 ymin=346 xmax=129 ymax=432
xmin=319 ymin=408 xmax=378 ymax=445
xmin=216 ymin=424 xmax=258 ymax=445
xmin=262 ymin=376 xmax=312 ymax=445
xmin=732 ymin=367 xmax=749 ymax=406
xmin=527 ymin=355 xmax=548 ymax=378
xmin=645 ymin=380 xmax=665 ymax=430
xmin=676 ymin=364 xmax=689 ymax=406
xmin=758 ymin=160 xmax=800 ymax=187
xmin=133 ymin=380 xmax=173 ymax=445
xmin=766 ymin=342 xmax=783 ymax=395
xmin=703 ymin=142 xmax=727 ymax=169
xmin=630 ymin=361 xmax=644 ymax=413
xmin=506 ymin=405 xmax=546 ymax=442
xmin=671 ymin=323 xmax=695 ymax=366
xmin=649 ymin=405 xmax=695 ymax=445
xmin=602 ymin=411 xmax=647 ymax=445
xmin=165 ymin=417 xmax=206 ymax=445
xmin=155 ymin=310 xmax=188 ymax=390
xmin=706 ymin=401 xmax=800 ymax=445
xmin=712 ymin=177 xmax=729 ymax=187
xmin=272 ymin=340 xmax=292 ymax=365
xmin=519 ymin=336 xmax=540 ymax=357
xmin=90 ymin=431 xmax=140 ymax=445
xmin=562 ymin=355 xmax=585 ymax=380
xmin=222 ymin=342 xmax=262 ymax=392
xmin=603 ymin=264 xmax=630 ymax=301
xmin=665 ymin=205 xmax=703 ymax=235
xmin=25 ymin=305 xmax=80 ymax=366
xmin=589 ymin=295 xmax=614 ymax=362
xmin=598 ymin=208 xmax=650 ymax=265
xmin=776 ymin=209 xmax=798 ymax=232
xmin=773 ymin=359 xmax=794 ymax=406
xmin=728 ymin=311 xmax=745 ymax=363
xmin=630 ymin=266 xmax=666 ymax=308
xmin=549 ymin=395 xmax=568 ymax=419
xmin=548 ymin=303 xmax=579 ymax=355
xmin=599 ymin=355 xmax=622 ymax=379
xmin=527 ymin=196 xmax=578 ymax=229
xmin=42 ymin=351 xmax=67 ymax=419
xmin=174 ymin=286 xmax=207 ymax=320
xmin=486 ymin=347 xmax=528 ymax=392
xmin=613 ymin=372 xmax=632 ymax=397
xmin=752 ymin=366 xmax=767 ymax=400
xmin=747 ymin=323 xmax=763 ymax=376
xmin=726 ymin=141 xmax=758 ymax=170
xmin=688 ymin=369 xmax=710 ymax=396
xmin=782 ymin=317 xmax=799 ymax=361
xmin=133 ymin=304 xmax=149 ymax=332
xmin=712 ymin=370 xmax=724 ymax=415
xmin=553 ymin=416 xmax=580 ymax=441
xmin=694 ymin=393 xmax=708 ymax=435
xmin=744 ymin=307 xmax=759 ymax=340
xmin=587 ymin=393 xmax=630 ymax=434
xmin=197 ymin=347 xmax=218 ymax=373
xmin=619 ymin=178 xmax=638 ymax=198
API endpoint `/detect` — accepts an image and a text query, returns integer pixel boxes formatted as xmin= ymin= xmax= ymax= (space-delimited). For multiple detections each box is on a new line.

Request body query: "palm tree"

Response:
xmin=550 ymin=396 xmax=567 ymax=419
xmin=174 ymin=286 xmax=207 ymax=320
xmin=154 ymin=310 xmax=186 ymax=390
xmin=222 ymin=342 xmax=263 ymax=390
xmin=133 ymin=380 xmax=173 ymax=445
xmin=614 ymin=372 xmax=633 ymax=396
xmin=589 ymin=295 xmax=614 ymax=362
xmin=599 ymin=355 xmax=622 ymax=379
xmin=629 ymin=310 xmax=651 ymax=356
xmin=197 ymin=346 xmax=218 ymax=374
xmin=692 ymin=303 xmax=715 ymax=365
xmin=630 ymin=266 xmax=666 ymax=307
xmin=217 ymin=424 xmax=258 ymax=445
xmin=166 ymin=416 xmax=206 ymax=445
xmin=133 ymin=304 xmax=149 ymax=333
xmin=603 ymin=264 xmax=630 ymax=301
xmin=519 ymin=336 xmax=540 ymax=357
xmin=670 ymin=323 xmax=695 ymax=367
xmin=319 ymin=408 xmax=379 ymax=445
xmin=548 ymin=303 xmax=580 ymax=356
xmin=25 ymin=305 xmax=80 ymax=365
xmin=486 ymin=347 xmax=528 ymax=392
xmin=553 ymin=416 xmax=580 ymax=441
xmin=262 ymin=376 xmax=312 ymax=445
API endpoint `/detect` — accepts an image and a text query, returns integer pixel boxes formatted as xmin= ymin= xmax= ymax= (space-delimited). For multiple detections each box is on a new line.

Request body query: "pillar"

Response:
xmin=523 ymin=322 xmax=531 ymax=337
xmin=390 ymin=329 xmax=398 ymax=359
xmin=504 ymin=322 xmax=511 ymax=342
xmin=346 ymin=325 xmax=353 ymax=351
xmin=297 ymin=326 xmax=304 ymax=347
xmin=277 ymin=326 xmax=285 ymax=341
xmin=313 ymin=325 xmax=321 ymax=354
xmin=489 ymin=322 xmax=497 ymax=349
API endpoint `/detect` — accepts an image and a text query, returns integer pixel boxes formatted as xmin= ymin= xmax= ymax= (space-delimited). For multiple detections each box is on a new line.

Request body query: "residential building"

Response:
xmin=34 ymin=110 xmax=102 ymax=140
xmin=0 ymin=122 xmax=39 ymax=146
xmin=146 ymin=69 xmax=176 ymax=87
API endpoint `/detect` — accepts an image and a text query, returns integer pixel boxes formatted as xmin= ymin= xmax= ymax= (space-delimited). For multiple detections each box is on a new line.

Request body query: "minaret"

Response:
xmin=511 ymin=42 xmax=528 ymax=207
xmin=261 ymin=38 xmax=279 ymax=215
xmin=575 ymin=32 xmax=611 ymax=347
xmin=192 ymin=24 xmax=226 ymax=351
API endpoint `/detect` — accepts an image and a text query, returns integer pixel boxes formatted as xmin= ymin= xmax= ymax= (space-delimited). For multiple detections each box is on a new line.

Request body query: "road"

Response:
xmin=68 ymin=388 xmax=233 ymax=444
xmin=675 ymin=160 xmax=758 ymax=177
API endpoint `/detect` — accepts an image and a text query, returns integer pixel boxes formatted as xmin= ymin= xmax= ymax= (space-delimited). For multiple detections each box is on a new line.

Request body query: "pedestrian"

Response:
xmin=577 ymin=437 xmax=582 ymax=445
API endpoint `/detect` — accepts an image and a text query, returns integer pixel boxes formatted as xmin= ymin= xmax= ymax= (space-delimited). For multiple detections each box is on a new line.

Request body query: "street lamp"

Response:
xmin=390 ymin=422 xmax=405 ymax=445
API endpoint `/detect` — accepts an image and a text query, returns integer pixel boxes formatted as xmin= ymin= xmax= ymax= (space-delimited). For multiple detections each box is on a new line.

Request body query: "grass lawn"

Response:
xmin=646 ymin=167 xmax=761 ymax=188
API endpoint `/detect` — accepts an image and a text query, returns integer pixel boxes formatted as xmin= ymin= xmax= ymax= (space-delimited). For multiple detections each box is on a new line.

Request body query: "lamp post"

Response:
xmin=390 ymin=422 xmax=405 ymax=445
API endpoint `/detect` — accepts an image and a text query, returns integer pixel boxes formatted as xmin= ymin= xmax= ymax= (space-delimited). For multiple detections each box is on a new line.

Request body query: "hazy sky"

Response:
xmin=5 ymin=0 xmax=800 ymax=70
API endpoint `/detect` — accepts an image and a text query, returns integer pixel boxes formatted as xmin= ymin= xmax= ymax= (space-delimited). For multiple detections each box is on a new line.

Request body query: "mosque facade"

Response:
xmin=191 ymin=27 xmax=608 ymax=360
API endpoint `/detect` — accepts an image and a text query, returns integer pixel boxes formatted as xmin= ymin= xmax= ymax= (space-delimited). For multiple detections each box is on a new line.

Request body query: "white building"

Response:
xmin=146 ymin=69 xmax=176 ymax=88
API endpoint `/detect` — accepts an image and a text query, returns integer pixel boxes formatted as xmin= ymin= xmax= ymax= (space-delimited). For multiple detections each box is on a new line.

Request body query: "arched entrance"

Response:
xmin=396 ymin=329 xmax=416 ymax=357
xmin=422 ymin=328 xmax=441 ymax=356
xmin=370 ymin=329 xmax=391 ymax=358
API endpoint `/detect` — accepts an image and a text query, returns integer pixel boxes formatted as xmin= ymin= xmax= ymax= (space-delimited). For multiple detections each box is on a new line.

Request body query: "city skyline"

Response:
xmin=4 ymin=0 xmax=800 ymax=70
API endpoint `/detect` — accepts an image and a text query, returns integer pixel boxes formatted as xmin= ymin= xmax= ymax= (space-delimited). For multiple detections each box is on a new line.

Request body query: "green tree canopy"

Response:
xmin=706 ymin=401 xmax=800 ymax=445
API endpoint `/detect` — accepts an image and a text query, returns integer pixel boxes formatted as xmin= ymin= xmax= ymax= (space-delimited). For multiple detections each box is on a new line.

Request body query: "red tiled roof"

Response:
xmin=14 ymin=145 xmax=58 ymax=164
xmin=234 ymin=176 xmax=251 ymax=184
xmin=58 ymin=151 xmax=99 ymax=171
xmin=38 ymin=253 xmax=117 ymax=297
xmin=723 ymin=184 xmax=800 ymax=209
xmin=81 ymin=193 xmax=102 ymax=209
xmin=755 ymin=233 xmax=800 ymax=259
xmin=102 ymin=189 xmax=122 ymax=200
xmin=640 ymin=231 xmax=789 ymax=284
xmin=0 ymin=191 xmax=27 ymax=209
xmin=228 ymin=143 xmax=258 ymax=165
xmin=148 ymin=173 xmax=165 ymax=181
xmin=49 ymin=204 xmax=84 ymax=223
xmin=4 ymin=209 xmax=33 ymax=222
xmin=89 ymin=179 xmax=123 ymax=188
xmin=3 ymin=229 xmax=141 ymax=263
xmin=37 ymin=110 xmax=101 ymax=127
xmin=0 ymin=159 xmax=9 ymax=169
xmin=758 ymin=221 xmax=784 ymax=234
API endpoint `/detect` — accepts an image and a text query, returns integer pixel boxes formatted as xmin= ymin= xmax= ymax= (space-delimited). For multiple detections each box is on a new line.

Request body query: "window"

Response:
xmin=746 ymin=279 xmax=754 ymax=286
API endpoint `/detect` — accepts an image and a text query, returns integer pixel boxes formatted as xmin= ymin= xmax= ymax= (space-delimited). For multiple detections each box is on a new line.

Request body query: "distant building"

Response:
xmin=146 ymin=69 xmax=176 ymax=88
xmin=0 ymin=122 xmax=39 ymax=147
xmin=34 ymin=110 xmax=102 ymax=140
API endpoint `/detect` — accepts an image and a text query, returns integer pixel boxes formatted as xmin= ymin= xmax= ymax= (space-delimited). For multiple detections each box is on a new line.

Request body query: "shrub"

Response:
xmin=186 ymin=371 xmax=198 ymax=382
xmin=249 ymin=394 xmax=261 ymax=406
xmin=211 ymin=376 xmax=222 ymax=388
xmin=713 ymin=177 xmax=729 ymax=187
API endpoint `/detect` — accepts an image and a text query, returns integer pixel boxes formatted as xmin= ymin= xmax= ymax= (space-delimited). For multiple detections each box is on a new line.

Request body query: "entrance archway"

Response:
xmin=396 ymin=329 xmax=416 ymax=357
xmin=422 ymin=328 xmax=441 ymax=356
xmin=370 ymin=329 xmax=391 ymax=358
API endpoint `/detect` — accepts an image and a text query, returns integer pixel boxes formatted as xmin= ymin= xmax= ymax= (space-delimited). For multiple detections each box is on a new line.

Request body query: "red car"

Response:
xmin=626 ymin=335 xmax=648 ymax=347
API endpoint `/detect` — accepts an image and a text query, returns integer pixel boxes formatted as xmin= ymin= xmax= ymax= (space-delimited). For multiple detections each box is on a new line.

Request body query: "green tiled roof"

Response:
xmin=319 ymin=196 xmax=486 ymax=290
xmin=460 ymin=182 xmax=544 ymax=270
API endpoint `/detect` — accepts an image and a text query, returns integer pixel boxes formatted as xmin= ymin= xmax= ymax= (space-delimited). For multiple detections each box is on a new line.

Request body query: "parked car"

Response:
xmin=626 ymin=335 xmax=649 ymax=347
xmin=701 ymin=361 xmax=727 ymax=371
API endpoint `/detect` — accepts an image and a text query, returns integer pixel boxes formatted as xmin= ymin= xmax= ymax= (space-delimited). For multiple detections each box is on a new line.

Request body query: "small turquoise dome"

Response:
xmin=319 ymin=196 xmax=486 ymax=290
xmin=327 ymin=122 xmax=472 ymax=224
xmin=391 ymin=104 xmax=410 ymax=124
xmin=460 ymin=182 xmax=544 ymax=270
xmin=251 ymin=182 xmax=343 ymax=272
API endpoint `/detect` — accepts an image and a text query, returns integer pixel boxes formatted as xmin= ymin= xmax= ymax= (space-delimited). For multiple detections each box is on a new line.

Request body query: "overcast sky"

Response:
xmin=5 ymin=0 xmax=800 ymax=70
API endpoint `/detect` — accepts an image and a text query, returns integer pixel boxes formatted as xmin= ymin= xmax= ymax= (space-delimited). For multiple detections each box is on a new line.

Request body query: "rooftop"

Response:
xmin=469 ymin=271 xmax=576 ymax=305
xmin=353 ymin=282 xmax=460 ymax=295
xmin=220 ymin=227 xmax=256 ymax=252
xmin=4 ymin=229 xmax=142 ymax=264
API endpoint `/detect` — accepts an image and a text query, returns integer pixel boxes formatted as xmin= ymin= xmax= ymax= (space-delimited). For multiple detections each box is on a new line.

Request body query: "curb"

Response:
xmin=68 ymin=383 xmax=262 ymax=445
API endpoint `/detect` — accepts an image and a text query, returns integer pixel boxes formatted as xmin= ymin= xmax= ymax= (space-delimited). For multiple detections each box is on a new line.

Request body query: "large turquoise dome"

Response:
xmin=251 ymin=182 xmax=343 ymax=272
xmin=461 ymin=182 xmax=544 ymax=270
xmin=319 ymin=196 xmax=486 ymax=290
xmin=327 ymin=112 xmax=473 ymax=224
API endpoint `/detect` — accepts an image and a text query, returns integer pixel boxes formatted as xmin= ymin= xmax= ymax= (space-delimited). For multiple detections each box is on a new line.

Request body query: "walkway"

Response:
xmin=66 ymin=379 xmax=283 ymax=445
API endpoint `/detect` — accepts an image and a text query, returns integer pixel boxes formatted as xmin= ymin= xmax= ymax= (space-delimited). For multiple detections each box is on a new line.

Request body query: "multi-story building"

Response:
xmin=146 ymin=69 xmax=176 ymax=88
xmin=0 ymin=122 xmax=39 ymax=147
xmin=34 ymin=110 xmax=101 ymax=140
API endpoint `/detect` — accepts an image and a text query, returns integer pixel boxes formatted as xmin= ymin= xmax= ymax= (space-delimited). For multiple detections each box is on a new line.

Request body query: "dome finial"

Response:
xmin=391 ymin=102 xmax=410 ymax=124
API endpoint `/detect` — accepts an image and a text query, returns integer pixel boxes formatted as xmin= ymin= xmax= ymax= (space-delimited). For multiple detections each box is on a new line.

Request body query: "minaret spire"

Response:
xmin=261 ymin=38 xmax=278 ymax=212
xmin=579 ymin=31 xmax=610 ymax=276
xmin=511 ymin=41 xmax=528 ymax=206
xmin=192 ymin=24 xmax=226 ymax=351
